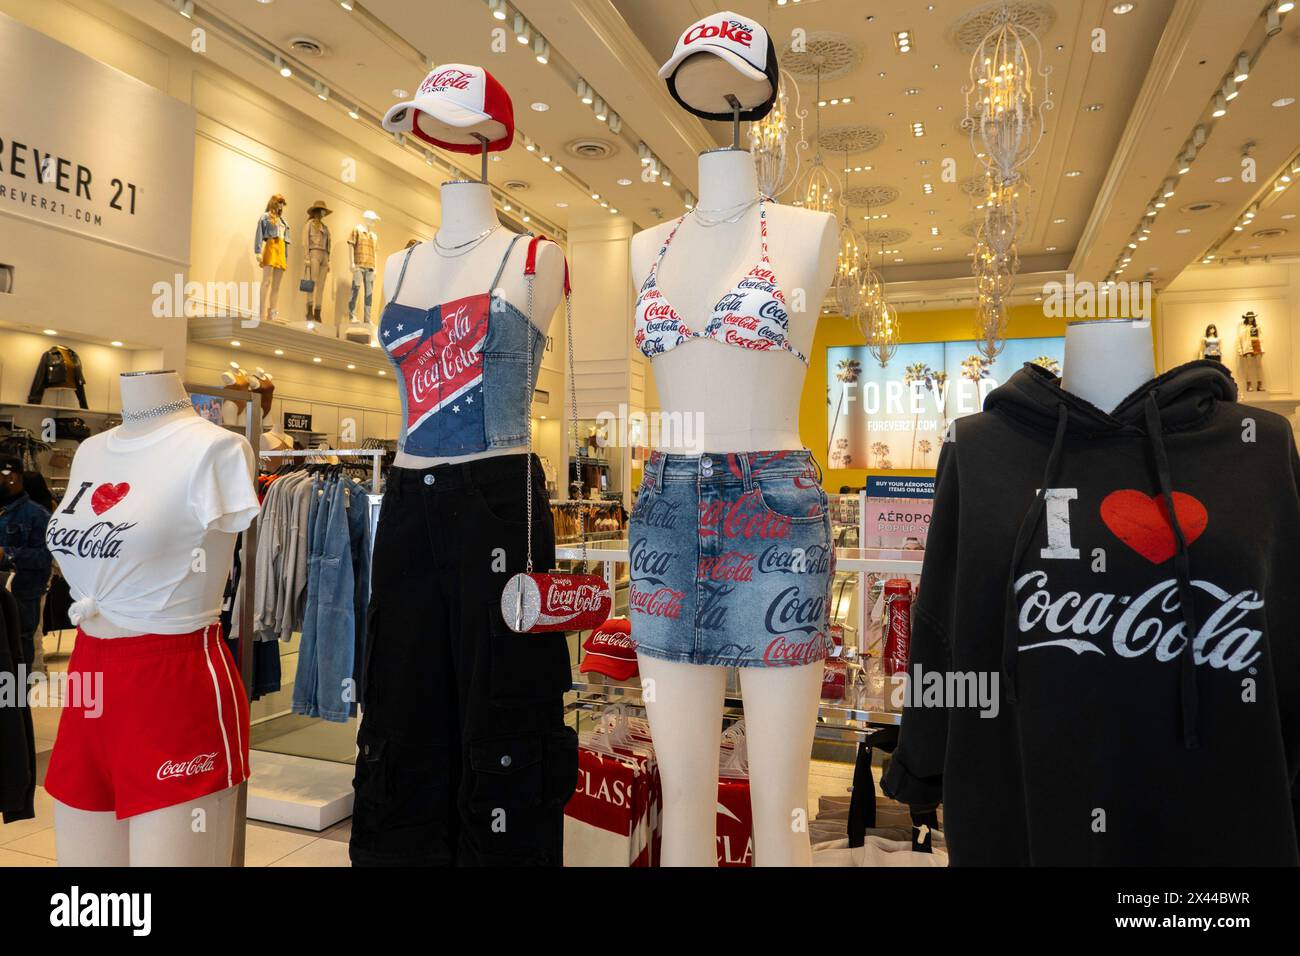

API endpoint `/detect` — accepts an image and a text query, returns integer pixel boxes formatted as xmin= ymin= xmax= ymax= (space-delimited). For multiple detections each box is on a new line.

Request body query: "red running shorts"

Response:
xmin=44 ymin=623 xmax=251 ymax=820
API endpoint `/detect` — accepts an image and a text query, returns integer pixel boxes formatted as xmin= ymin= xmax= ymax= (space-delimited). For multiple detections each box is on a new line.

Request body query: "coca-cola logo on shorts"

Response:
xmin=157 ymin=753 xmax=218 ymax=782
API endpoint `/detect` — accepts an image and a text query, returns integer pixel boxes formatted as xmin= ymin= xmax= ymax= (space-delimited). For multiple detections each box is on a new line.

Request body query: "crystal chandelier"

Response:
xmin=972 ymin=223 xmax=1017 ymax=361
xmin=860 ymin=232 xmax=899 ymax=367
xmin=962 ymin=8 xmax=1053 ymax=186
xmin=833 ymin=149 xmax=864 ymax=316
xmin=750 ymin=68 xmax=804 ymax=198
xmin=793 ymin=66 xmax=839 ymax=214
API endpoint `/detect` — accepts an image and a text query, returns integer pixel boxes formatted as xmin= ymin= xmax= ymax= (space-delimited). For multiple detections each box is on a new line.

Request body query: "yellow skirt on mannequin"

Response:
xmin=260 ymin=237 xmax=287 ymax=270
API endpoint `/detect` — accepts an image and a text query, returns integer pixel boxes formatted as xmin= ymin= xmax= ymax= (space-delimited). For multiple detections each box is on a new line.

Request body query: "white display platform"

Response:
xmin=246 ymin=750 xmax=355 ymax=832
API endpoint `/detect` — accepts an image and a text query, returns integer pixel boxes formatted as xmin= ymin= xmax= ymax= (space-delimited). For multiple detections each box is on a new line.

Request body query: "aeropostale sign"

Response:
xmin=0 ymin=12 xmax=194 ymax=262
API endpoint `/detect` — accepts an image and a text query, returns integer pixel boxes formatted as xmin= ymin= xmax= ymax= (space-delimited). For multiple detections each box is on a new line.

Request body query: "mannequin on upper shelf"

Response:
xmin=346 ymin=212 xmax=380 ymax=342
xmin=302 ymin=199 xmax=333 ymax=325
xmin=628 ymin=12 xmax=837 ymax=868
xmin=253 ymin=194 xmax=289 ymax=325
xmin=1237 ymin=311 xmax=1264 ymax=392
xmin=1200 ymin=323 xmax=1222 ymax=363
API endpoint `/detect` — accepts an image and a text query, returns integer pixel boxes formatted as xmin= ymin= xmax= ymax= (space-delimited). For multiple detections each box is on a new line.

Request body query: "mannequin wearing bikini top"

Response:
xmin=630 ymin=149 xmax=836 ymax=453
xmin=380 ymin=180 xmax=565 ymax=468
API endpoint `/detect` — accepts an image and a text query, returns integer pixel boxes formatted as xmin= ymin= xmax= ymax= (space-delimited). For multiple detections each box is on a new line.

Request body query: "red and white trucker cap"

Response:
xmin=579 ymin=618 xmax=639 ymax=682
xmin=383 ymin=64 xmax=515 ymax=154
xmin=658 ymin=12 xmax=779 ymax=121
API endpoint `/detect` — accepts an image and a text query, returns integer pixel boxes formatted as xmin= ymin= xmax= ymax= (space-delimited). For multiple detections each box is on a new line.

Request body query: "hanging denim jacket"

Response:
xmin=253 ymin=214 xmax=291 ymax=256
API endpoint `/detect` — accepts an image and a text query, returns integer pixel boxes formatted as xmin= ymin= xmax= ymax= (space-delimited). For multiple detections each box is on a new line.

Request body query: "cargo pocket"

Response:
xmin=350 ymin=722 xmax=452 ymax=865
xmin=486 ymin=599 xmax=574 ymax=706
xmin=467 ymin=728 xmax=579 ymax=827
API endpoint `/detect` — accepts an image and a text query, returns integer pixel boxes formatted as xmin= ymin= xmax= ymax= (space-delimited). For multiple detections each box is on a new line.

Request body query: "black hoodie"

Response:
xmin=882 ymin=360 xmax=1300 ymax=865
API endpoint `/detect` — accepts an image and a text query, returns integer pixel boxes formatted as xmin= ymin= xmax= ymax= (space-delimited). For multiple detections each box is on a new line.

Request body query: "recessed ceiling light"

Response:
xmin=1112 ymin=2 xmax=1135 ymax=13
xmin=1065 ymin=169 xmax=1082 ymax=177
xmin=230 ymin=340 xmax=240 ymax=347
xmin=42 ymin=328 xmax=57 ymax=335
xmin=1084 ymin=103 xmax=1104 ymax=112
xmin=378 ymin=370 xmax=386 ymax=376
xmin=1175 ymin=227 xmax=1192 ymax=234
xmin=312 ymin=357 xmax=322 ymax=363
xmin=1215 ymin=176 xmax=1233 ymax=183
xmin=392 ymin=89 xmax=408 ymax=99
xmin=530 ymin=102 xmax=549 ymax=112
xmin=932 ymin=246 xmax=943 ymax=251
xmin=904 ymin=88 xmax=920 ymax=96
xmin=617 ymin=178 xmax=632 ymax=186
xmin=1273 ymin=97 xmax=1296 ymax=108
xmin=347 ymin=108 xmax=359 ymax=120
xmin=1046 ymin=245 xmax=1057 ymax=251
xmin=556 ymin=202 xmax=568 ymax=208
xmin=274 ymin=349 xmax=285 ymax=356
xmin=1052 ymin=217 xmax=1066 ymax=224
xmin=111 ymin=340 xmax=123 ymax=347
xmin=894 ymin=257 xmax=905 ymax=262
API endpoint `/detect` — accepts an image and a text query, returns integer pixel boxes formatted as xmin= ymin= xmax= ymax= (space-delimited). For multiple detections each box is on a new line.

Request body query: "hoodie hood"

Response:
xmin=985 ymin=360 xmax=1237 ymax=751
xmin=984 ymin=359 xmax=1236 ymax=439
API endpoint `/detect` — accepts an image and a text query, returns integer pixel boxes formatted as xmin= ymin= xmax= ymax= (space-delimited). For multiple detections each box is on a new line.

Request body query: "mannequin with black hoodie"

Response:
xmin=884 ymin=320 xmax=1300 ymax=865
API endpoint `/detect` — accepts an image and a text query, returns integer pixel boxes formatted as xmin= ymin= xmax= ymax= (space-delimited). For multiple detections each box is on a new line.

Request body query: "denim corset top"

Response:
xmin=378 ymin=232 xmax=546 ymax=457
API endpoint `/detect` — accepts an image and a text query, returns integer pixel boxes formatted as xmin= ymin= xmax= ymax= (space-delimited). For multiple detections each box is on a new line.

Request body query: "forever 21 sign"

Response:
xmin=0 ymin=136 xmax=139 ymax=226
xmin=0 ymin=13 xmax=194 ymax=261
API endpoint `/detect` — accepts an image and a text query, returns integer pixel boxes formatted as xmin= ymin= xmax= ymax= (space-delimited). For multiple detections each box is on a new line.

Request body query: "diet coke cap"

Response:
xmin=658 ymin=12 xmax=779 ymax=121
xmin=579 ymin=617 xmax=639 ymax=682
xmin=383 ymin=64 xmax=514 ymax=154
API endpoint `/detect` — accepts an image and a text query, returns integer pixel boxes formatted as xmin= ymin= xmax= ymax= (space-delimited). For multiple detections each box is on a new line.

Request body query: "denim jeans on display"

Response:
xmin=350 ymin=454 xmax=577 ymax=867
xmin=294 ymin=475 xmax=367 ymax=723
xmin=349 ymin=267 xmax=374 ymax=322
xmin=628 ymin=449 xmax=835 ymax=668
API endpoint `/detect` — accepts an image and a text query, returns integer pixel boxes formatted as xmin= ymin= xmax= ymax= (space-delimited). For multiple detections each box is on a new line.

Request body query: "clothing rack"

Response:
xmin=258 ymin=447 xmax=385 ymax=491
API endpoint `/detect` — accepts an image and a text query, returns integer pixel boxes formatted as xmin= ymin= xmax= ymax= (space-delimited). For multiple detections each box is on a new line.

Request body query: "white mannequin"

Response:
xmin=1060 ymin=319 xmax=1155 ymax=412
xmin=630 ymin=147 xmax=837 ymax=866
xmin=346 ymin=216 xmax=381 ymax=343
xmin=381 ymin=178 xmax=565 ymax=469
xmin=54 ymin=370 xmax=241 ymax=867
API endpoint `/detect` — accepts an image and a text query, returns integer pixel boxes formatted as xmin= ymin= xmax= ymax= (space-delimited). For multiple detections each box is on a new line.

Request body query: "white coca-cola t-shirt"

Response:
xmin=47 ymin=415 xmax=260 ymax=635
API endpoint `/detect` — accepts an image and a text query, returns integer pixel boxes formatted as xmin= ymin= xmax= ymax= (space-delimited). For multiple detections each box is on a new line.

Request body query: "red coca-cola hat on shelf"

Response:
xmin=382 ymin=64 xmax=514 ymax=154
xmin=579 ymin=618 xmax=639 ymax=682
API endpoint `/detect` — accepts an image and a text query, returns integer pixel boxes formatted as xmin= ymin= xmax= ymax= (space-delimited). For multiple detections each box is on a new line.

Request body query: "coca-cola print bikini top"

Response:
xmin=379 ymin=232 xmax=546 ymax=458
xmin=634 ymin=198 xmax=808 ymax=365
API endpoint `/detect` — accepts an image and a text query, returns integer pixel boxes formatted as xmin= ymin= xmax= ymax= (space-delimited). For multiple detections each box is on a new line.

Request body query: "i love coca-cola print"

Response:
xmin=46 ymin=480 xmax=138 ymax=559
xmin=1014 ymin=485 xmax=1263 ymax=671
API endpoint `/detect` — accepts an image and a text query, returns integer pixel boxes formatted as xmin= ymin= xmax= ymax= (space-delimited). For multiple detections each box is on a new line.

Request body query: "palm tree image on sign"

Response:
xmin=826 ymin=336 xmax=1065 ymax=471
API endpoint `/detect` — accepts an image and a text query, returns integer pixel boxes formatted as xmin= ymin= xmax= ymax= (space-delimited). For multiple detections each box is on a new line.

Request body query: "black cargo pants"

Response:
xmin=349 ymin=454 xmax=577 ymax=866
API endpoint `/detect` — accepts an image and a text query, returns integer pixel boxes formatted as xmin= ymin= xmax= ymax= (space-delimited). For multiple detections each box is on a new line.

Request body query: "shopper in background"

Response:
xmin=0 ymin=456 xmax=53 ymax=666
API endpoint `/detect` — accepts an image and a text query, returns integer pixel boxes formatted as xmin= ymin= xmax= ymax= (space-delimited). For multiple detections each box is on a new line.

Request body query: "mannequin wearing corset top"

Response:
xmin=381 ymin=181 xmax=565 ymax=469
xmin=629 ymin=149 xmax=836 ymax=866
xmin=53 ymin=371 xmax=242 ymax=867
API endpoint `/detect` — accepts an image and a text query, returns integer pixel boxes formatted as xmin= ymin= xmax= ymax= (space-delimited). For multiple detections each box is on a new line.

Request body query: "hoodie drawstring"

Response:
xmin=1143 ymin=394 xmax=1201 ymax=750
xmin=1002 ymin=401 xmax=1070 ymax=704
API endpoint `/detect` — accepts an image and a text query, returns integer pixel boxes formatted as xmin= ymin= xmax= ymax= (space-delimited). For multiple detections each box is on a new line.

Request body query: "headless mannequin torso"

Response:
xmin=1061 ymin=319 xmax=1155 ymax=412
xmin=54 ymin=370 xmax=240 ymax=867
xmin=383 ymin=180 xmax=564 ymax=469
xmin=629 ymin=148 xmax=837 ymax=866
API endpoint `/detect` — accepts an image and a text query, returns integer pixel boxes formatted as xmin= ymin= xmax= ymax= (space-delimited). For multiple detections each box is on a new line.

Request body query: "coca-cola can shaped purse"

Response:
xmin=503 ymin=571 xmax=613 ymax=633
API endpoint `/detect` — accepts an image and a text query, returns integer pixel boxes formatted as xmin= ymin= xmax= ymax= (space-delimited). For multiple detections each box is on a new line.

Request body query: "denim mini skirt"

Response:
xmin=627 ymin=450 xmax=835 ymax=668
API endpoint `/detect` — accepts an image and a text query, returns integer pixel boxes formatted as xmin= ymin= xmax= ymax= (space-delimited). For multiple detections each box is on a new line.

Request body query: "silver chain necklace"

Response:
xmin=432 ymin=223 xmax=500 ymax=257
xmin=120 ymin=399 xmax=192 ymax=423
xmin=693 ymin=194 xmax=761 ymax=227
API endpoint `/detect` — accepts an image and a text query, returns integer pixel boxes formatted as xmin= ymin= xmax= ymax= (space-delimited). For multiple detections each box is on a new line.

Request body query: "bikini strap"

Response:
xmin=758 ymin=196 xmax=770 ymax=264
xmin=390 ymin=244 xmax=417 ymax=300
xmin=651 ymin=213 xmax=690 ymax=276
xmin=490 ymin=232 xmax=528 ymax=293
